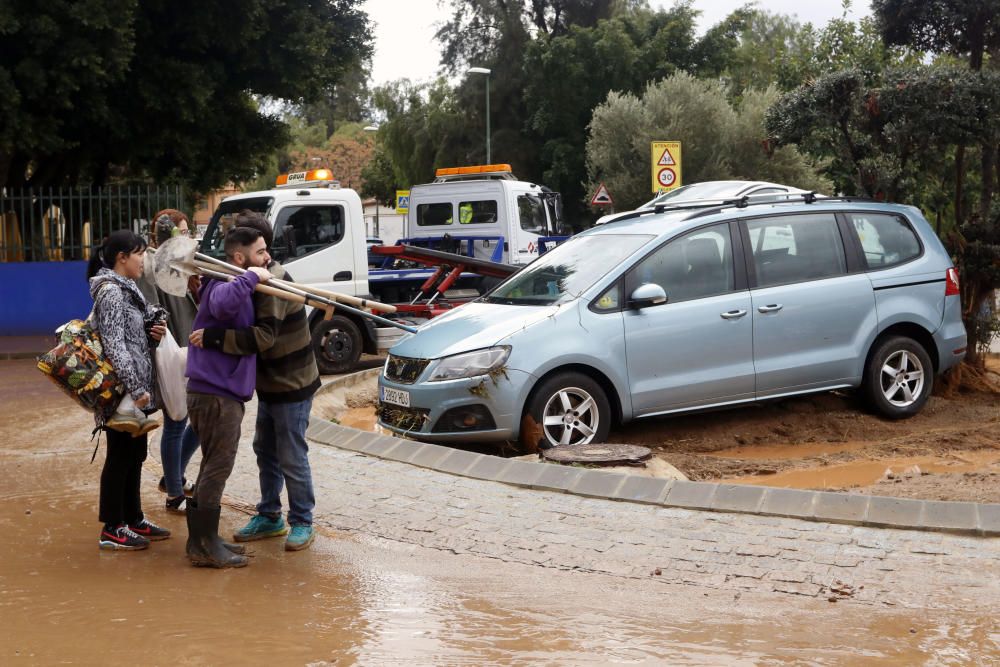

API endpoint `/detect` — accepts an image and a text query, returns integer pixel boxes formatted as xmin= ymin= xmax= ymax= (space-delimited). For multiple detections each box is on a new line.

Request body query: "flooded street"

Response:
xmin=2 ymin=359 xmax=998 ymax=664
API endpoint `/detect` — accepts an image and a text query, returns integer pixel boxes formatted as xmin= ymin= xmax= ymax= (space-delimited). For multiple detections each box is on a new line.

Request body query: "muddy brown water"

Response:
xmin=3 ymin=359 xmax=998 ymax=663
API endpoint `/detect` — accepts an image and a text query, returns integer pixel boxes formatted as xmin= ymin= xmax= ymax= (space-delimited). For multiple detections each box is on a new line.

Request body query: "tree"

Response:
xmin=296 ymin=59 xmax=373 ymax=138
xmin=0 ymin=0 xmax=372 ymax=190
xmin=435 ymin=0 xmax=626 ymax=74
xmin=873 ymin=0 xmax=1000 ymax=371
xmin=360 ymin=79 xmax=479 ymax=195
xmin=0 ymin=1 xmax=136 ymax=186
xmin=523 ymin=3 xmax=757 ymax=222
xmin=360 ymin=149 xmax=397 ymax=207
xmin=873 ymin=0 xmax=1000 ymax=70
xmin=766 ymin=65 xmax=1000 ymax=367
xmin=586 ymin=73 xmax=828 ymax=213
xmin=248 ymin=119 xmax=375 ymax=192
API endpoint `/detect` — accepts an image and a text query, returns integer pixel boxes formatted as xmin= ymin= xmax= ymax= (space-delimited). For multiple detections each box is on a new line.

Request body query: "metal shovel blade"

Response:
xmin=152 ymin=236 xmax=199 ymax=296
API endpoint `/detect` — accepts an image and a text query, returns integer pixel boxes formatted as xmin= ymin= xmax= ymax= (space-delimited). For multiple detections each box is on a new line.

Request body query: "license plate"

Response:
xmin=381 ymin=386 xmax=410 ymax=408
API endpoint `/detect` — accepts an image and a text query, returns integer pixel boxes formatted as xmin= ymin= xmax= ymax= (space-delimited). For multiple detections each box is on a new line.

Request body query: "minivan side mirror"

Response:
xmin=629 ymin=283 xmax=667 ymax=309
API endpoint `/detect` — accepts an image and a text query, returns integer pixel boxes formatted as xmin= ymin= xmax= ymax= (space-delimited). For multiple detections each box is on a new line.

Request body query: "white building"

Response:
xmin=362 ymin=198 xmax=404 ymax=245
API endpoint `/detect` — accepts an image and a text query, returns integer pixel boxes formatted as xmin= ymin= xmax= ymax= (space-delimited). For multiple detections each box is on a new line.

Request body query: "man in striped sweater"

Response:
xmin=190 ymin=211 xmax=321 ymax=552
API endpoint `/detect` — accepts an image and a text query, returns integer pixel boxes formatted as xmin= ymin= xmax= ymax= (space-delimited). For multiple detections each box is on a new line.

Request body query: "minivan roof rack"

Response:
xmin=599 ymin=192 xmax=878 ymax=225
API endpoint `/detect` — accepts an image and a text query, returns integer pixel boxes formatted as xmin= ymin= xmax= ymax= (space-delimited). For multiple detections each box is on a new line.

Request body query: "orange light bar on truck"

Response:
xmin=276 ymin=169 xmax=334 ymax=186
xmin=435 ymin=164 xmax=512 ymax=177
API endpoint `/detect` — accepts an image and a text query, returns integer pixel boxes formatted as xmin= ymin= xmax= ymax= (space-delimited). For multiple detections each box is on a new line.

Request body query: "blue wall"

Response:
xmin=0 ymin=262 xmax=93 ymax=335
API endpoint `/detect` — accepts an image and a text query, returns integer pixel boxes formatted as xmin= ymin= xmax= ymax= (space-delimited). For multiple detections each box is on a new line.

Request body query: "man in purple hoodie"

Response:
xmin=185 ymin=226 xmax=272 ymax=568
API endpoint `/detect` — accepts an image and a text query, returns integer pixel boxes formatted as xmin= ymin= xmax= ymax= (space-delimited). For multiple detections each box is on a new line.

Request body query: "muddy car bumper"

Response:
xmin=376 ymin=369 xmax=532 ymax=443
xmin=934 ymin=322 xmax=967 ymax=371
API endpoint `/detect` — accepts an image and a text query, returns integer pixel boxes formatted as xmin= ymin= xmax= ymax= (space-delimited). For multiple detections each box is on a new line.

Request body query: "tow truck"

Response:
xmin=199 ymin=166 xmax=566 ymax=374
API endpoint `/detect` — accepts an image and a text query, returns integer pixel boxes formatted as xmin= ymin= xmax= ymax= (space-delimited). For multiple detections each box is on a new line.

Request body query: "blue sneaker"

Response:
xmin=285 ymin=524 xmax=315 ymax=552
xmin=233 ymin=514 xmax=288 ymax=543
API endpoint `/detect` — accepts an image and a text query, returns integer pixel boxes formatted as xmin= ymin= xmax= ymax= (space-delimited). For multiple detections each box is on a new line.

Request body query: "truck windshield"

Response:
xmin=543 ymin=193 xmax=564 ymax=234
xmin=518 ymin=193 xmax=566 ymax=236
xmin=483 ymin=234 xmax=652 ymax=306
xmin=199 ymin=196 xmax=273 ymax=256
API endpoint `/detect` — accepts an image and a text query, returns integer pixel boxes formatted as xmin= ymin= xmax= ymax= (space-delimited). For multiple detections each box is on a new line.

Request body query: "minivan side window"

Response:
xmin=416 ymin=202 xmax=453 ymax=226
xmin=631 ymin=223 xmax=734 ymax=303
xmin=746 ymin=214 xmax=846 ymax=287
xmin=847 ymin=212 xmax=921 ymax=269
xmin=271 ymin=205 xmax=344 ymax=263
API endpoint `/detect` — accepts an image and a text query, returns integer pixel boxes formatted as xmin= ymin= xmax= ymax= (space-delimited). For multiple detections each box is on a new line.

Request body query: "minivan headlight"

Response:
xmin=428 ymin=346 xmax=511 ymax=382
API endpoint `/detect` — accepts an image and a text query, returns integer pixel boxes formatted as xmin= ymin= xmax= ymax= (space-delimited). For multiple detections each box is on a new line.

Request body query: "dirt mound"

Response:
xmin=611 ymin=389 xmax=1000 ymax=500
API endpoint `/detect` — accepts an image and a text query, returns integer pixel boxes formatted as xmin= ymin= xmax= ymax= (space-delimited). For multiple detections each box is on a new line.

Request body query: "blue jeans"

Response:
xmin=253 ymin=397 xmax=315 ymax=526
xmin=160 ymin=413 xmax=200 ymax=498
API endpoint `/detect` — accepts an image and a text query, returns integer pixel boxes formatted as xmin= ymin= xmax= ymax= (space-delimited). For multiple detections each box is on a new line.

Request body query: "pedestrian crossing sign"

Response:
xmin=651 ymin=141 xmax=682 ymax=193
xmin=396 ymin=190 xmax=410 ymax=214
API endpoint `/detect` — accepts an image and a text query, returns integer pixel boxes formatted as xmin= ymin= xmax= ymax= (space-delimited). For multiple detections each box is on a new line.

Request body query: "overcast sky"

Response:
xmin=361 ymin=1 xmax=871 ymax=88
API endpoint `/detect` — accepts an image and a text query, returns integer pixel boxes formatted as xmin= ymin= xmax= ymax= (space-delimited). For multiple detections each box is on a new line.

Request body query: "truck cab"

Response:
xmin=200 ymin=169 xmax=403 ymax=375
xmin=199 ymin=167 xmax=568 ymax=376
xmin=403 ymin=164 xmax=566 ymax=266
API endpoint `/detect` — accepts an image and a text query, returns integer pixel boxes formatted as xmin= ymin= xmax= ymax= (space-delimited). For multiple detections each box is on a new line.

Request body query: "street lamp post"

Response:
xmin=363 ymin=125 xmax=380 ymax=237
xmin=467 ymin=67 xmax=491 ymax=163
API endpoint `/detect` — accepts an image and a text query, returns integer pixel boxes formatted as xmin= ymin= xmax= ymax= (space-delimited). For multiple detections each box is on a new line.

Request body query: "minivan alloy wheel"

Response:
xmin=526 ymin=372 xmax=612 ymax=448
xmin=862 ymin=335 xmax=933 ymax=419
xmin=880 ymin=350 xmax=925 ymax=407
xmin=540 ymin=386 xmax=602 ymax=446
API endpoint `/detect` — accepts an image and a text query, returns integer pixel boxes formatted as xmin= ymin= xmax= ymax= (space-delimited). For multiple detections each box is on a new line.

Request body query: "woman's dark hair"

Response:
xmin=87 ymin=229 xmax=148 ymax=279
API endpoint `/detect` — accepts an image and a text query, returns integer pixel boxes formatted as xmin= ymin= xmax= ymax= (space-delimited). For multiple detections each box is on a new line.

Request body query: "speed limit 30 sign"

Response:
xmin=657 ymin=167 xmax=676 ymax=188
xmin=651 ymin=141 xmax=682 ymax=193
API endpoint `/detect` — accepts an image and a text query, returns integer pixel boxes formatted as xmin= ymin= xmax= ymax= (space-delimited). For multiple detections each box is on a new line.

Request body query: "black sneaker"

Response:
xmin=129 ymin=517 xmax=171 ymax=541
xmin=164 ymin=495 xmax=186 ymax=514
xmin=99 ymin=524 xmax=150 ymax=551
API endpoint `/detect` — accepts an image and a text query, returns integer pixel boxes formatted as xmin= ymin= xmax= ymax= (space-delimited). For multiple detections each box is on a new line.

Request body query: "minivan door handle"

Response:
xmin=720 ymin=309 xmax=747 ymax=320
xmin=333 ymin=271 xmax=352 ymax=281
xmin=758 ymin=304 xmax=783 ymax=313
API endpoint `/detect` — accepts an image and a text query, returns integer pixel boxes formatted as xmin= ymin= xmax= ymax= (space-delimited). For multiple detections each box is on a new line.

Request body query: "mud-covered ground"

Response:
xmin=611 ymin=358 xmax=1000 ymax=502
xmin=339 ymin=359 xmax=1000 ymax=503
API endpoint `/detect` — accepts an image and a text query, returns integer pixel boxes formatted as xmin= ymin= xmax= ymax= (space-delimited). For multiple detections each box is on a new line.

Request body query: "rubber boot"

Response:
xmin=186 ymin=502 xmax=246 ymax=556
xmin=186 ymin=504 xmax=248 ymax=568
xmin=222 ymin=540 xmax=246 ymax=555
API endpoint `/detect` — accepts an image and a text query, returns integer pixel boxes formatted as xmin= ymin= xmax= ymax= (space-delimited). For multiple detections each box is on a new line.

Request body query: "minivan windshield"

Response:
xmin=483 ymin=233 xmax=652 ymax=306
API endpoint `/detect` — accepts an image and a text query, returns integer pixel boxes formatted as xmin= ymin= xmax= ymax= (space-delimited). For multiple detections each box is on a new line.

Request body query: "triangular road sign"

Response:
xmin=591 ymin=182 xmax=614 ymax=206
xmin=657 ymin=147 xmax=676 ymax=166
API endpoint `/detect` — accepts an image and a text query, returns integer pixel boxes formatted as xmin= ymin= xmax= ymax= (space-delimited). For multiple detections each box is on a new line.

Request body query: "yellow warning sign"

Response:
xmin=651 ymin=141 xmax=682 ymax=193
xmin=396 ymin=189 xmax=410 ymax=214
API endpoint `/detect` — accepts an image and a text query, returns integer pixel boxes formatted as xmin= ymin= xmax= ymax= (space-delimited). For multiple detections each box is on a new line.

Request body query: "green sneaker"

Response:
xmin=233 ymin=514 xmax=288 ymax=543
xmin=285 ymin=524 xmax=315 ymax=552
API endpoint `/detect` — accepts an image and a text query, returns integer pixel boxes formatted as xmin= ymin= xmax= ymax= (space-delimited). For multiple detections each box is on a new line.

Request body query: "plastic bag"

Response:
xmin=155 ymin=329 xmax=188 ymax=421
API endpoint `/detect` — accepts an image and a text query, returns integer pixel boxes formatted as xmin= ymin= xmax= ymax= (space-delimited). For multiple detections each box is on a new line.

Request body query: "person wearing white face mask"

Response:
xmin=138 ymin=210 xmax=201 ymax=514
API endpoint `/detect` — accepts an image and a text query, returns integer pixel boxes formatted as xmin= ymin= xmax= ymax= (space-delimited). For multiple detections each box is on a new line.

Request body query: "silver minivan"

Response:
xmin=378 ymin=197 xmax=967 ymax=448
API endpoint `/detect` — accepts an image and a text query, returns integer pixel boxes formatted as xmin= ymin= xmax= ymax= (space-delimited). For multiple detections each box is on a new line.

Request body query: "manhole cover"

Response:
xmin=542 ymin=443 xmax=652 ymax=467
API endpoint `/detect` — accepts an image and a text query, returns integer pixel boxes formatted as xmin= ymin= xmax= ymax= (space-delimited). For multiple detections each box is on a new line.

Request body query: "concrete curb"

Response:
xmin=309 ymin=376 xmax=1000 ymax=537
xmin=307 ymin=418 xmax=1000 ymax=538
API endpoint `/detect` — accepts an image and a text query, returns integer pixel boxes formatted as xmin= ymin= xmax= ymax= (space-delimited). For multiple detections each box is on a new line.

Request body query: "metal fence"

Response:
xmin=0 ymin=185 xmax=185 ymax=262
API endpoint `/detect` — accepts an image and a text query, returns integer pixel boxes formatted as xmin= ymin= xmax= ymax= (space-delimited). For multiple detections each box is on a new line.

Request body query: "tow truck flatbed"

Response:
xmin=371 ymin=243 xmax=519 ymax=279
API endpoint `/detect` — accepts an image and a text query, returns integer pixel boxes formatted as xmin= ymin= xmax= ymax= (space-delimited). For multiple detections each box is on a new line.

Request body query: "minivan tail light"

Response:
xmin=945 ymin=268 xmax=960 ymax=296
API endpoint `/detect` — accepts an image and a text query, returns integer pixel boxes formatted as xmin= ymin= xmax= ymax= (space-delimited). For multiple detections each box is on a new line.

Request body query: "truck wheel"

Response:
xmin=526 ymin=372 xmax=611 ymax=448
xmin=312 ymin=315 xmax=362 ymax=375
xmin=862 ymin=335 xmax=933 ymax=419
